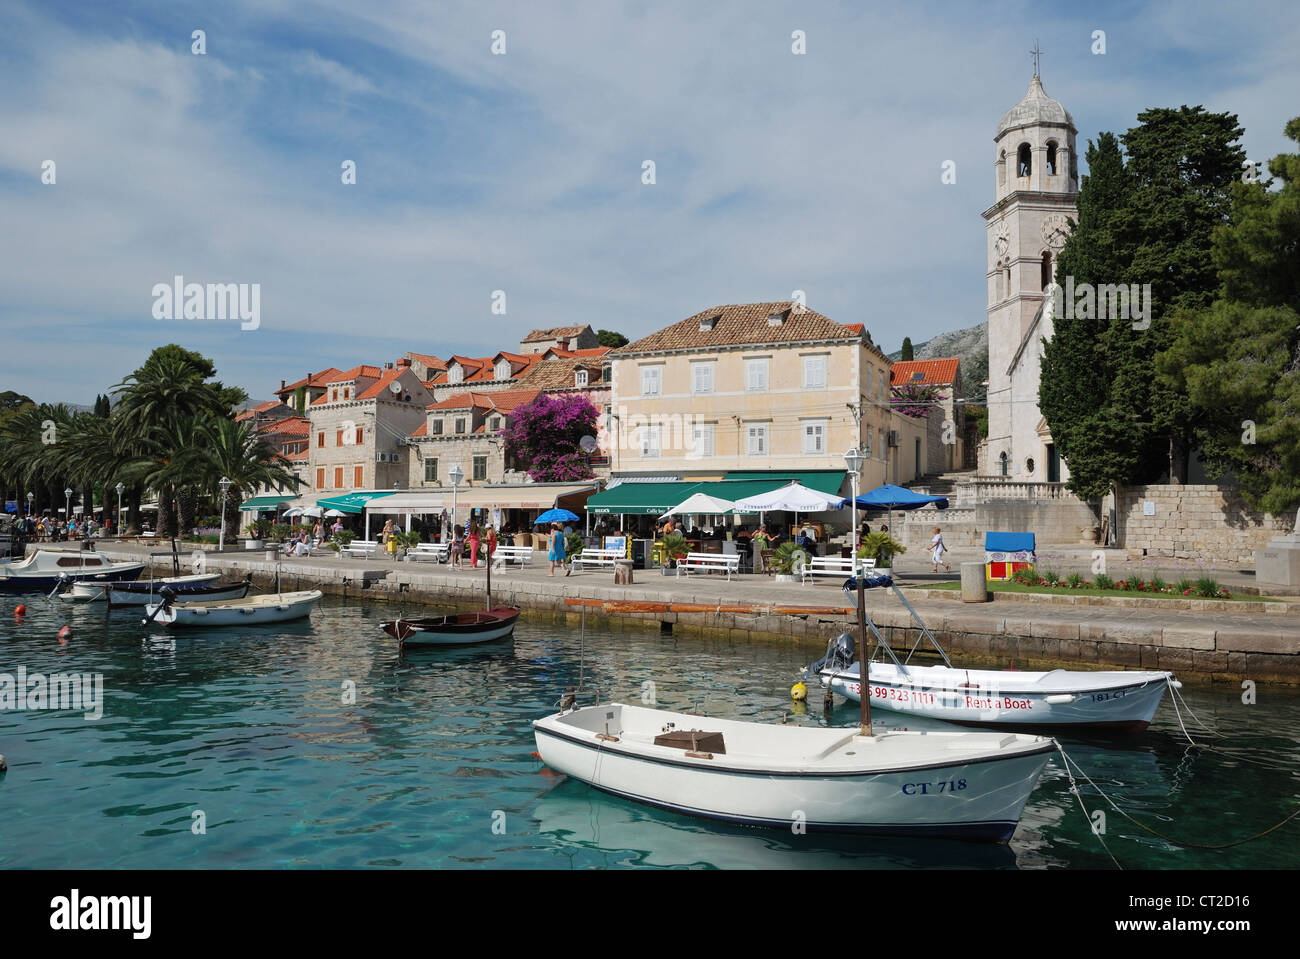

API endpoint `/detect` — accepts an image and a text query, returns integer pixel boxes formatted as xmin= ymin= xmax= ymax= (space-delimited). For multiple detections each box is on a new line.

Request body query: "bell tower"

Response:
xmin=982 ymin=51 xmax=1078 ymax=480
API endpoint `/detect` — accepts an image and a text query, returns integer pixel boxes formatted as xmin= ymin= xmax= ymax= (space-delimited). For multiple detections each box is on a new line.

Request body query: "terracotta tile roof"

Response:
xmin=614 ymin=303 xmax=859 ymax=355
xmin=890 ymin=358 xmax=960 ymax=386
xmin=544 ymin=346 xmax=611 ymax=360
xmin=279 ymin=368 xmax=343 ymax=394
xmin=427 ymin=391 xmax=495 ymax=412
xmin=356 ymin=369 xmax=411 ymax=400
xmin=482 ymin=388 xmax=541 ymax=412
xmin=325 ymin=364 xmax=383 ymax=383
xmin=448 ymin=355 xmax=491 ymax=370
xmin=287 ymin=448 xmax=309 ymax=461
xmin=406 ymin=352 xmax=448 ymax=371
xmin=263 ymin=416 xmax=310 ymax=438
xmin=410 ymin=421 xmax=428 ymax=437
xmin=843 ymin=323 xmax=864 ymax=335
xmin=522 ymin=325 xmax=588 ymax=343
xmin=515 ymin=357 xmax=604 ymax=390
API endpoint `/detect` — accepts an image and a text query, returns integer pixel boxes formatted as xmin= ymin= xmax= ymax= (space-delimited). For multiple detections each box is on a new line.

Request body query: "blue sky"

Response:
xmin=2 ymin=0 xmax=1297 ymax=405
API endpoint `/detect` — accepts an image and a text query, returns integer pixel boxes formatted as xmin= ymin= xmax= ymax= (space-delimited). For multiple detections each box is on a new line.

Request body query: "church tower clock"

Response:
xmin=982 ymin=51 xmax=1078 ymax=482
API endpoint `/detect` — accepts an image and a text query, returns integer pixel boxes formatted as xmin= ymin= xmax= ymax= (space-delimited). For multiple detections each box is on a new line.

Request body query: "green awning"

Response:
xmin=586 ymin=482 xmax=698 ymax=515
xmin=239 ymin=494 xmax=293 ymax=512
xmin=315 ymin=491 xmax=395 ymax=515
xmin=723 ymin=470 xmax=847 ymax=496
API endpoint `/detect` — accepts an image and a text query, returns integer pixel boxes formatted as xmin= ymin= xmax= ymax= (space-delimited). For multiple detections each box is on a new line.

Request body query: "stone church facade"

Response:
xmin=982 ymin=72 xmax=1078 ymax=483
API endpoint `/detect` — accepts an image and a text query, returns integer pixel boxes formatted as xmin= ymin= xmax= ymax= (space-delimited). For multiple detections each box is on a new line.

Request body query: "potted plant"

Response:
xmin=661 ymin=531 xmax=688 ymax=568
xmin=243 ymin=518 xmax=270 ymax=549
xmin=326 ymin=530 xmax=356 ymax=557
xmin=856 ymin=532 xmax=906 ymax=570
xmin=564 ymin=531 xmax=585 ymax=563
xmin=395 ymin=530 xmax=422 ymax=559
xmin=771 ymin=541 xmax=807 ymax=582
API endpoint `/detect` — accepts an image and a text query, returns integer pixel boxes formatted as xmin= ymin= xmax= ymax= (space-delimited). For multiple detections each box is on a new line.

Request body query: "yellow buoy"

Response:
xmin=790 ymin=681 xmax=807 ymax=702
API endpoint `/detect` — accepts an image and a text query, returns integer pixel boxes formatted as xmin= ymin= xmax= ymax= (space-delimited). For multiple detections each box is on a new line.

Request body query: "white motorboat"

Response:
xmin=533 ymin=702 xmax=1054 ymax=842
xmin=0 ymin=548 xmax=145 ymax=592
xmin=144 ymin=589 xmax=322 ymax=627
xmin=807 ymin=573 xmax=1179 ymax=731
xmin=64 ymin=572 xmax=221 ymax=603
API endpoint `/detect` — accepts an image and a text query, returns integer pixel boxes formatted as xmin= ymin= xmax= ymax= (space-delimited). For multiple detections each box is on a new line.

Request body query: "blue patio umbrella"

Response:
xmin=535 ymin=508 xmax=580 ymax=525
xmin=852 ymin=485 xmax=949 ymax=546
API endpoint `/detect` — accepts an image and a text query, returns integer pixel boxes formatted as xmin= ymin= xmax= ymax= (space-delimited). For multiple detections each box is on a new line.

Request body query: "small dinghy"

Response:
xmin=806 ymin=573 xmax=1179 ymax=731
xmin=380 ymin=606 xmax=520 ymax=647
xmin=107 ymin=576 xmax=249 ymax=607
xmin=381 ymin=544 xmax=518 ymax=648
xmin=64 ymin=572 xmax=222 ymax=603
xmin=143 ymin=589 xmax=322 ymax=627
xmin=532 ymin=702 xmax=1054 ymax=842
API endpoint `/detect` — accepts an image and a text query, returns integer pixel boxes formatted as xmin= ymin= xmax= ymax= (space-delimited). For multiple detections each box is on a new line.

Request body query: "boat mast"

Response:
xmin=857 ymin=574 xmax=872 ymax=735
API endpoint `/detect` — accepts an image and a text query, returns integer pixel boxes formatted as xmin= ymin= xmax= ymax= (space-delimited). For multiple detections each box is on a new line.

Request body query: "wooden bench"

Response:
xmin=802 ymin=556 xmax=875 ymax=583
xmin=572 ymin=547 xmax=623 ymax=572
xmin=677 ymin=551 xmax=740 ymax=581
xmin=339 ymin=539 xmax=379 ymax=558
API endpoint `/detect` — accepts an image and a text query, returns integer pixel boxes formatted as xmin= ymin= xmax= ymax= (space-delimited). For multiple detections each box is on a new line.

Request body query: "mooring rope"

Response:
xmin=1053 ymin=740 xmax=1124 ymax=869
xmin=1055 ymin=741 xmax=1300 ymax=852
xmin=1164 ymin=678 xmax=1296 ymax=771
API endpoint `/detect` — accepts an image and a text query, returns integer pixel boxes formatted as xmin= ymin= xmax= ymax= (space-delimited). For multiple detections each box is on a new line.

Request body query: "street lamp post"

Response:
xmin=844 ymin=447 xmax=864 ymax=570
xmin=26 ymin=492 xmax=33 ymax=520
xmin=449 ymin=463 xmax=464 ymax=545
xmin=115 ymin=482 xmax=124 ymax=539
xmin=64 ymin=487 xmax=72 ymax=532
xmin=218 ymin=477 xmax=231 ymax=552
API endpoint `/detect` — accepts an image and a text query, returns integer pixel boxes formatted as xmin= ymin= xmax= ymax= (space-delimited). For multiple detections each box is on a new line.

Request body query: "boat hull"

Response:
xmin=533 ymin=704 xmax=1053 ymax=842
xmin=0 ymin=565 xmax=145 ymax=592
xmin=146 ymin=590 xmax=321 ymax=627
xmin=108 ymin=579 xmax=247 ymax=607
xmin=821 ymin=663 xmax=1173 ymax=731
xmin=68 ymin=572 xmax=222 ymax=603
xmin=381 ymin=606 xmax=520 ymax=646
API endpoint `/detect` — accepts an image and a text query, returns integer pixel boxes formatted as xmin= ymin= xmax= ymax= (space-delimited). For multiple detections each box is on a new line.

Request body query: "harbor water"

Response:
xmin=1 ymin=595 xmax=1298 ymax=869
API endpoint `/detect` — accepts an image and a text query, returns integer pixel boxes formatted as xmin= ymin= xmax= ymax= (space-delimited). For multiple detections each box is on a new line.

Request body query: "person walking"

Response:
xmin=548 ymin=522 xmax=569 ymax=577
xmin=468 ymin=522 xmax=481 ymax=569
xmin=930 ymin=526 xmax=950 ymax=573
xmin=485 ymin=524 xmax=498 ymax=565
xmin=450 ymin=522 xmax=465 ymax=568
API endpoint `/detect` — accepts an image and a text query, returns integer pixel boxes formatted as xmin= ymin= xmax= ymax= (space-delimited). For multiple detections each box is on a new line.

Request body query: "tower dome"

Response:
xmin=996 ymin=75 xmax=1075 ymax=139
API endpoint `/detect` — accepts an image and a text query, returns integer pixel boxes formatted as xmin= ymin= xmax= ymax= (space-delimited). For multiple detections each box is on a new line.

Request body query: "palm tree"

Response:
xmin=197 ymin=418 xmax=301 ymax=544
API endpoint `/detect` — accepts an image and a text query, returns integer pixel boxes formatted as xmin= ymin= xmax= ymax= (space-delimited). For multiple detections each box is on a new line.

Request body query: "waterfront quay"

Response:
xmin=92 ymin=541 xmax=1300 ymax=684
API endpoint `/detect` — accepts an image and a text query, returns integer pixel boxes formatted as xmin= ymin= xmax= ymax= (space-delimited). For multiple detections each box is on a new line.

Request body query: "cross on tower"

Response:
xmin=1030 ymin=40 xmax=1042 ymax=77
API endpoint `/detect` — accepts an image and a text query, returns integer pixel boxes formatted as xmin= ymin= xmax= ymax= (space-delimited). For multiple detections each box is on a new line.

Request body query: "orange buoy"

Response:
xmin=58 ymin=625 xmax=72 ymax=644
xmin=14 ymin=605 xmax=26 ymax=617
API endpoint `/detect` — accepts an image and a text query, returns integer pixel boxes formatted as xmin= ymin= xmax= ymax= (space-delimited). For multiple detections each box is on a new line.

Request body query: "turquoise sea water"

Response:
xmin=1 ymin=594 xmax=1297 ymax=869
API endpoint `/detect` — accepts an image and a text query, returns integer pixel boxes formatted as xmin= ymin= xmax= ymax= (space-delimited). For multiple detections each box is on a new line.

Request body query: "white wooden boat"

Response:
xmin=144 ymin=590 xmax=322 ymax=627
xmin=807 ymin=574 xmax=1179 ymax=731
xmin=533 ymin=702 xmax=1054 ymax=842
xmin=64 ymin=572 xmax=221 ymax=603
xmin=819 ymin=661 xmax=1176 ymax=731
xmin=0 ymin=548 xmax=144 ymax=592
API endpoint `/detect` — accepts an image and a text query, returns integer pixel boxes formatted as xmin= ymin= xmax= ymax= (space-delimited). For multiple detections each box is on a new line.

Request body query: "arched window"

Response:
xmin=1040 ymin=251 xmax=1052 ymax=291
xmin=998 ymin=150 xmax=1006 ymax=188
xmin=996 ymin=266 xmax=1004 ymax=301
xmin=1005 ymin=266 xmax=1013 ymax=298
xmin=999 ymin=451 xmax=1009 ymax=476
xmin=1017 ymin=143 xmax=1032 ymax=178
xmin=1046 ymin=142 xmax=1058 ymax=176
xmin=1026 ymin=457 xmax=1035 ymax=475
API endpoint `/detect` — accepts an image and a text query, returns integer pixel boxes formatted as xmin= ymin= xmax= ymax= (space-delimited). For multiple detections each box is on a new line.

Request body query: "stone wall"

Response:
xmin=1117 ymin=484 xmax=1290 ymax=567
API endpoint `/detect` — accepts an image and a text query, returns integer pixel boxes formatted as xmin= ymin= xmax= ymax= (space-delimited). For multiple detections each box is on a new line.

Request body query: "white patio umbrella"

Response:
xmin=660 ymin=492 xmax=736 ymax=516
xmin=323 ymin=509 xmax=346 ymax=517
xmin=282 ymin=507 xmax=304 ymax=518
xmin=733 ymin=483 xmax=845 ymax=513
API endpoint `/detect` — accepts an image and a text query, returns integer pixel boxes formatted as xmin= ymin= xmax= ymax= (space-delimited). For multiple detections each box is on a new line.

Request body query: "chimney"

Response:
xmin=397 ymin=357 xmax=411 ymax=368
xmin=280 ymin=379 xmax=286 ymax=390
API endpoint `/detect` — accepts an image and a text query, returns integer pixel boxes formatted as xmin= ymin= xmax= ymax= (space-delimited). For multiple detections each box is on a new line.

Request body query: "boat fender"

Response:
xmin=58 ymin=625 xmax=71 ymax=644
xmin=1043 ymin=694 xmax=1076 ymax=705
xmin=791 ymin=682 xmax=807 ymax=702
